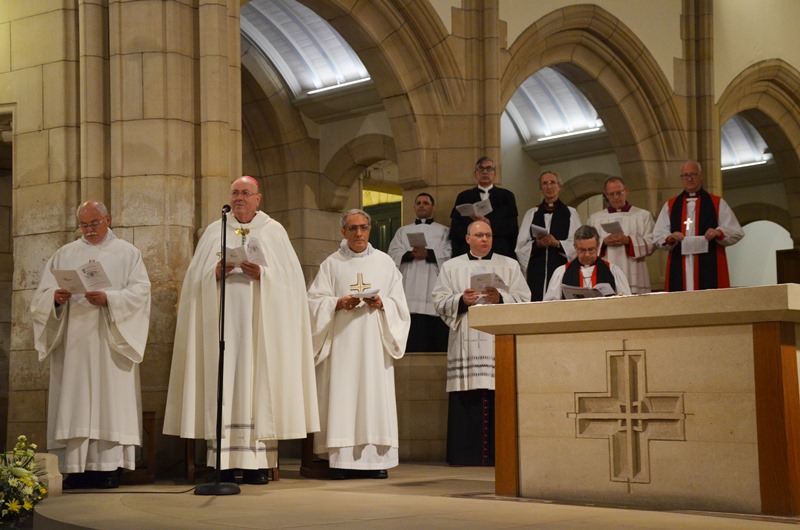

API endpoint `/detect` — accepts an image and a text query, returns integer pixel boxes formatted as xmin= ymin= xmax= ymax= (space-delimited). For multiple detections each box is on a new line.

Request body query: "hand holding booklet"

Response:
xmin=52 ymin=261 xmax=112 ymax=294
xmin=406 ymin=232 xmax=427 ymax=248
xmin=455 ymin=198 xmax=493 ymax=218
xmin=470 ymin=272 xmax=508 ymax=292
xmin=560 ymin=283 xmax=616 ymax=299
xmin=225 ymin=238 xmax=268 ymax=267
xmin=529 ymin=223 xmax=549 ymax=238
xmin=600 ymin=221 xmax=624 ymax=234
xmin=680 ymin=235 xmax=709 ymax=255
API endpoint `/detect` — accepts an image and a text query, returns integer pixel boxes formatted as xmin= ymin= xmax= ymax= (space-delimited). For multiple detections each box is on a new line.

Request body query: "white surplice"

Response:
xmin=163 ymin=211 xmax=319 ymax=470
xmin=307 ymin=241 xmax=410 ymax=470
xmin=386 ymin=221 xmax=451 ymax=316
xmin=432 ymin=254 xmax=531 ymax=392
xmin=543 ymin=260 xmax=632 ymax=301
xmin=30 ymin=231 xmax=151 ymax=473
xmin=587 ymin=206 xmax=656 ymax=294
xmin=514 ymin=205 xmax=581 ymax=276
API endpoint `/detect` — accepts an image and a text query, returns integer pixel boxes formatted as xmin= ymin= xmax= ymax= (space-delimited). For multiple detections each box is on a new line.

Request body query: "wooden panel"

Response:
xmin=753 ymin=321 xmax=800 ymax=515
xmin=776 ymin=249 xmax=800 ymax=284
xmin=494 ymin=334 xmax=519 ymax=496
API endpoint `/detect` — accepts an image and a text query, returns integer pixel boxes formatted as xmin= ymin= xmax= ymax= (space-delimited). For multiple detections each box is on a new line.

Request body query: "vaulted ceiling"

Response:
xmin=240 ymin=0 xmax=770 ymax=170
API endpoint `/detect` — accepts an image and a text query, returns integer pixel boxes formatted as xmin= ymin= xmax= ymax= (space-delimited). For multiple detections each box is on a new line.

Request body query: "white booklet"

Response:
xmin=52 ymin=261 xmax=112 ymax=294
xmin=681 ymin=235 xmax=709 ymax=255
xmin=406 ymin=232 xmax=428 ymax=248
xmin=351 ymin=288 xmax=380 ymax=299
xmin=560 ymin=283 xmax=615 ymax=299
xmin=455 ymin=198 xmax=493 ymax=218
xmin=470 ymin=272 xmax=508 ymax=292
xmin=601 ymin=221 xmax=624 ymax=234
xmin=529 ymin=223 xmax=549 ymax=238
xmin=225 ymin=238 xmax=268 ymax=267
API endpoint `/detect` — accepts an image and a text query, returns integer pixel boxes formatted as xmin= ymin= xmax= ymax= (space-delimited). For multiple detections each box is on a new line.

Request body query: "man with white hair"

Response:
xmin=31 ymin=200 xmax=151 ymax=489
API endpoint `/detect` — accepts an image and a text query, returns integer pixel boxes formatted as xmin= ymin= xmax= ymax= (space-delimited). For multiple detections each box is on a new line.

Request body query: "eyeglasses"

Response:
xmin=79 ymin=219 xmax=104 ymax=230
xmin=469 ymin=232 xmax=493 ymax=239
xmin=476 ymin=165 xmax=496 ymax=172
xmin=576 ymin=247 xmax=598 ymax=255
xmin=540 ymin=181 xmax=559 ymax=187
xmin=606 ymin=190 xmax=626 ymax=197
xmin=231 ymin=190 xmax=257 ymax=198
xmin=680 ymin=172 xmax=700 ymax=180
xmin=345 ymin=225 xmax=370 ymax=233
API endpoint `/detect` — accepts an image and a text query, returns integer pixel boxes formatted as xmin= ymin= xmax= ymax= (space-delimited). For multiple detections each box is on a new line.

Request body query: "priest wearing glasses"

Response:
xmin=653 ymin=160 xmax=744 ymax=291
xmin=164 ymin=176 xmax=320 ymax=485
xmin=31 ymin=200 xmax=151 ymax=489
xmin=543 ymin=225 xmax=631 ymax=301
xmin=308 ymin=209 xmax=410 ymax=479
xmin=432 ymin=220 xmax=530 ymax=466
xmin=449 ymin=156 xmax=519 ymax=259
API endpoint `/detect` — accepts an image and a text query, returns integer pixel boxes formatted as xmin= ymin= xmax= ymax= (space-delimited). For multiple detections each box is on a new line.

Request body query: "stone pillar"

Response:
xmin=680 ymin=0 xmax=717 ymax=185
xmin=105 ymin=0 xmax=242 ymax=469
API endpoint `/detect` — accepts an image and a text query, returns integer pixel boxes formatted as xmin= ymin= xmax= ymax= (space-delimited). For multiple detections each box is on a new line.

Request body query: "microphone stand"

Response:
xmin=195 ymin=206 xmax=240 ymax=496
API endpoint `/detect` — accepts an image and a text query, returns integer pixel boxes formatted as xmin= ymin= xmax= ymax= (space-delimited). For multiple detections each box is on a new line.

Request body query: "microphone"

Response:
xmin=222 ymin=204 xmax=231 ymax=214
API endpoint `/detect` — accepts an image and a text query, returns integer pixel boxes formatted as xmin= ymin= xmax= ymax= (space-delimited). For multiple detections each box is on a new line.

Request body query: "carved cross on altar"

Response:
xmin=569 ymin=348 xmax=685 ymax=485
xmin=349 ymin=273 xmax=372 ymax=293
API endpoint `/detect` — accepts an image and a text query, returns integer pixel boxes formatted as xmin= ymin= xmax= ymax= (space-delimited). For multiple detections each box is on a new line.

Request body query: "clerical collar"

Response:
xmin=468 ymin=251 xmax=493 ymax=260
xmin=607 ymin=202 xmax=632 ymax=213
xmin=415 ymin=218 xmax=433 ymax=225
xmin=477 ymin=185 xmax=493 ymax=193
xmin=81 ymin=228 xmax=116 ymax=246
xmin=339 ymin=239 xmax=374 ymax=258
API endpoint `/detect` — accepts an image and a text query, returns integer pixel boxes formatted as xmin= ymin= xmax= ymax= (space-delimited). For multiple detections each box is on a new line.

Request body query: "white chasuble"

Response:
xmin=30 ymin=232 xmax=151 ymax=473
xmin=432 ymin=254 xmax=531 ymax=392
xmin=588 ymin=206 xmax=656 ymax=294
xmin=387 ymin=221 xmax=451 ymax=316
xmin=307 ymin=242 xmax=410 ymax=470
xmin=164 ymin=211 xmax=319 ymax=470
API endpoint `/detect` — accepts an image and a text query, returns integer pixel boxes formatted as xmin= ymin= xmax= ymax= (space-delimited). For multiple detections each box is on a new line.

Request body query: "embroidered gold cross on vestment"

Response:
xmin=349 ymin=273 xmax=371 ymax=293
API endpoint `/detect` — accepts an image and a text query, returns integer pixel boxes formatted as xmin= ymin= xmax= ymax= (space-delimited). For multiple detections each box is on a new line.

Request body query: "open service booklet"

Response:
xmin=455 ymin=198 xmax=493 ymax=218
xmin=351 ymin=288 xmax=380 ymax=299
xmin=52 ymin=261 xmax=113 ymax=294
xmin=225 ymin=237 xmax=268 ymax=268
xmin=560 ymin=283 xmax=615 ymax=300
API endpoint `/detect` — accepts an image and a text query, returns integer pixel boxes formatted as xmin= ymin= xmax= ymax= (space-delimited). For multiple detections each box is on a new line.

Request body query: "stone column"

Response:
xmin=103 ymin=0 xmax=242 ymax=466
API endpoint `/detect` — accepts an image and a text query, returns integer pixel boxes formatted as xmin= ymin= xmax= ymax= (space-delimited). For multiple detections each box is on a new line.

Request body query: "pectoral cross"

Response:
xmin=350 ymin=273 xmax=371 ymax=293
xmin=683 ymin=217 xmax=693 ymax=232
xmin=235 ymin=227 xmax=249 ymax=244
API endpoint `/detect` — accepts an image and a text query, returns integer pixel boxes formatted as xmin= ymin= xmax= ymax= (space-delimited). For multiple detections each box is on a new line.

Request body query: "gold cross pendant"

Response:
xmin=235 ymin=227 xmax=249 ymax=244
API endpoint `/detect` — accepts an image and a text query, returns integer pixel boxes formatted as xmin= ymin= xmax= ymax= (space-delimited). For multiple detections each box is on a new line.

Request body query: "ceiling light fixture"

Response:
xmin=536 ymin=127 xmax=601 ymax=142
xmin=307 ymin=77 xmax=372 ymax=95
xmin=721 ymin=160 xmax=768 ymax=171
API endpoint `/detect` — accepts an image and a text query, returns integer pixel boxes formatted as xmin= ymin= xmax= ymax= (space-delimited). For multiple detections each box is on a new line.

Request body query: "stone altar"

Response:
xmin=470 ymin=284 xmax=800 ymax=515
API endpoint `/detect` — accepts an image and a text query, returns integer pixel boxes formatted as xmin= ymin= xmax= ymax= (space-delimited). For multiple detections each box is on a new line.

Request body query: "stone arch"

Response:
xmin=322 ymin=134 xmax=397 ymax=212
xmin=299 ymin=0 xmax=463 ymax=188
xmin=241 ymin=42 xmax=322 ymax=217
xmin=501 ymin=5 xmax=685 ymax=213
xmin=559 ymin=172 xmax=611 ymax=207
xmin=733 ymin=202 xmax=792 ymax=232
xmin=718 ymin=59 xmax=800 ymax=247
